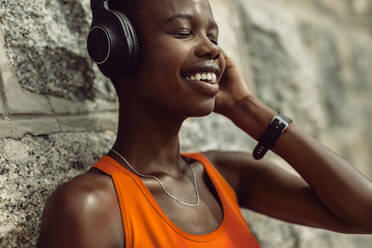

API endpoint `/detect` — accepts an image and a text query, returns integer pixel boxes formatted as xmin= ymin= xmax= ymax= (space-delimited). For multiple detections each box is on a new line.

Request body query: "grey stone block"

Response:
xmin=56 ymin=112 xmax=118 ymax=133
xmin=0 ymin=24 xmax=52 ymax=115
xmin=0 ymin=96 xmax=4 ymax=115
xmin=0 ymin=112 xmax=118 ymax=139
xmin=221 ymin=0 xmax=328 ymax=137
xmin=0 ymin=118 xmax=60 ymax=138
xmin=47 ymin=96 xmax=118 ymax=115
xmin=0 ymin=0 xmax=116 ymax=102
xmin=0 ymin=22 xmax=117 ymax=121
xmin=0 ymin=131 xmax=115 ymax=247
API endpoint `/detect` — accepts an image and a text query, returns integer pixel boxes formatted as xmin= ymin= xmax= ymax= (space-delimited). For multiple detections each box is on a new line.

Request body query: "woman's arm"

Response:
xmin=213 ymin=52 xmax=372 ymax=234
xmin=37 ymin=173 xmax=124 ymax=248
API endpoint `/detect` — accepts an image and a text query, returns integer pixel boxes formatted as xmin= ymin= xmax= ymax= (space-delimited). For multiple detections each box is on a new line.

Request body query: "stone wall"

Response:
xmin=0 ymin=0 xmax=372 ymax=247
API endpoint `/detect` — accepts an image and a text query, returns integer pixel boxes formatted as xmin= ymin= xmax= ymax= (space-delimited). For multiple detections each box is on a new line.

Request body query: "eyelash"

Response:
xmin=174 ymin=29 xmax=219 ymax=45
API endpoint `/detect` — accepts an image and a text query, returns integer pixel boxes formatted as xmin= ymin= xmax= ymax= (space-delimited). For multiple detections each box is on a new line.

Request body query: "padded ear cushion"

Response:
xmin=111 ymin=10 xmax=139 ymax=70
xmin=87 ymin=10 xmax=139 ymax=78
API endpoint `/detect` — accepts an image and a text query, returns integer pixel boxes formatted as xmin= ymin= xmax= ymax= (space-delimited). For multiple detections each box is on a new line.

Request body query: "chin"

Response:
xmin=190 ymin=109 xmax=213 ymax=118
xmin=184 ymin=98 xmax=215 ymax=117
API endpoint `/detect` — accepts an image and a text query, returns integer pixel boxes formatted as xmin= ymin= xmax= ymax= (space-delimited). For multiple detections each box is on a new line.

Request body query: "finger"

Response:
xmin=219 ymin=49 xmax=235 ymax=69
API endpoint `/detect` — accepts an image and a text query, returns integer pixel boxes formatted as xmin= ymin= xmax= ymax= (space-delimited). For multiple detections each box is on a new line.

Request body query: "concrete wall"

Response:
xmin=0 ymin=0 xmax=372 ymax=247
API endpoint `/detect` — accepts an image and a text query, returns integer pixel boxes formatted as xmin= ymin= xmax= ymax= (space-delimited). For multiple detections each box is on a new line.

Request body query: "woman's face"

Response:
xmin=127 ymin=0 xmax=225 ymax=118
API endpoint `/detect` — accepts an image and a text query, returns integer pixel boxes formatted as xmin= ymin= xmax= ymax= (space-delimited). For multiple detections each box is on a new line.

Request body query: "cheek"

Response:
xmin=140 ymin=38 xmax=191 ymax=89
xmin=132 ymin=35 xmax=215 ymax=116
xmin=147 ymin=35 xmax=191 ymax=67
xmin=131 ymin=49 xmax=181 ymax=104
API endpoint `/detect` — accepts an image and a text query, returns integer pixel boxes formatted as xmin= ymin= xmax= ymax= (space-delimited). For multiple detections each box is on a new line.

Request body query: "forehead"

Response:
xmin=141 ymin=0 xmax=215 ymax=24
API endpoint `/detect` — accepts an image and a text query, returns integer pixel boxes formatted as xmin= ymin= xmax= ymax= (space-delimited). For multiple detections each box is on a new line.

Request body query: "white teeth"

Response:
xmin=212 ymin=73 xmax=217 ymax=82
xmin=207 ymin=73 xmax=212 ymax=81
xmin=185 ymin=72 xmax=218 ymax=84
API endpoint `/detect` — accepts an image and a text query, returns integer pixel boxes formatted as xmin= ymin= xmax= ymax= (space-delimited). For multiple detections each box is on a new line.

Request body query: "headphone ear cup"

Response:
xmin=87 ymin=10 xmax=139 ymax=78
xmin=112 ymin=10 xmax=139 ymax=70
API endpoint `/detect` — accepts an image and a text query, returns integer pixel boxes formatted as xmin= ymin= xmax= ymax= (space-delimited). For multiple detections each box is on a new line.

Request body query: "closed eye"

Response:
xmin=173 ymin=29 xmax=193 ymax=37
xmin=208 ymin=35 xmax=219 ymax=45
xmin=172 ymin=29 xmax=219 ymax=45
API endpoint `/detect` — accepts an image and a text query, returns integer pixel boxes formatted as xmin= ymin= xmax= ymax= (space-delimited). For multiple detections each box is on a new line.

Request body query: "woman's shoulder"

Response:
xmin=200 ymin=150 xmax=260 ymax=194
xmin=38 ymin=170 xmax=124 ymax=248
xmin=46 ymin=169 xmax=117 ymax=216
xmin=200 ymin=150 xmax=242 ymax=193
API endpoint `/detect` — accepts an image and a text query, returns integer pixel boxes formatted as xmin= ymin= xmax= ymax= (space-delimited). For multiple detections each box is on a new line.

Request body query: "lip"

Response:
xmin=181 ymin=76 xmax=219 ymax=96
xmin=180 ymin=62 xmax=221 ymax=79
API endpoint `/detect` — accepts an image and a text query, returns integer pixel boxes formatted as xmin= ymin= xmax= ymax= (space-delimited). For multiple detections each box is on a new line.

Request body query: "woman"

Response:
xmin=38 ymin=0 xmax=372 ymax=247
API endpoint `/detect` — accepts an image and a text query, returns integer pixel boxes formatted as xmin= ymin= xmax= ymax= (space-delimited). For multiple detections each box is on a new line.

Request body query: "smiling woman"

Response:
xmin=37 ymin=0 xmax=372 ymax=247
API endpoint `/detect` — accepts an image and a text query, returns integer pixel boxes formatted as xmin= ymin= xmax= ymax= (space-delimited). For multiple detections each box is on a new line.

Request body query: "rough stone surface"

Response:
xmin=0 ymin=112 xmax=118 ymax=139
xmin=0 ymin=0 xmax=116 ymax=102
xmin=0 ymin=131 xmax=115 ymax=247
xmin=0 ymin=0 xmax=372 ymax=247
xmin=0 ymin=118 xmax=60 ymax=138
xmin=0 ymin=23 xmax=117 ymax=116
xmin=0 ymin=95 xmax=4 ymax=115
xmin=0 ymin=24 xmax=51 ymax=115
xmin=56 ymin=112 xmax=118 ymax=132
xmin=202 ymin=0 xmax=372 ymax=246
xmin=47 ymin=96 xmax=118 ymax=114
xmin=0 ymin=20 xmax=118 ymax=138
xmin=241 ymin=209 xmax=372 ymax=248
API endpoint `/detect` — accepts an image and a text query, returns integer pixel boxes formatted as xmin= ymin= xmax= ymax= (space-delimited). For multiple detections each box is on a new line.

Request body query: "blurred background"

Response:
xmin=0 ymin=0 xmax=372 ymax=247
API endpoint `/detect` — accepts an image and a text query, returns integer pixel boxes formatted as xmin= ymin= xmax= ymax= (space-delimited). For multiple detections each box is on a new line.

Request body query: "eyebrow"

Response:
xmin=164 ymin=14 xmax=219 ymax=32
xmin=165 ymin=14 xmax=193 ymax=23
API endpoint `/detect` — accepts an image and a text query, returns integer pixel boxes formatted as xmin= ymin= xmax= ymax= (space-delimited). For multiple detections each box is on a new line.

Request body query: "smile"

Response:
xmin=185 ymin=72 xmax=218 ymax=84
xmin=181 ymin=72 xmax=219 ymax=96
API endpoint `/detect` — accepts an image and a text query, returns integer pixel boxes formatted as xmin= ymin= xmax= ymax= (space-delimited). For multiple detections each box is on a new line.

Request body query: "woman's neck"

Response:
xmin=111 ymin=95 xmax=188 ymax=178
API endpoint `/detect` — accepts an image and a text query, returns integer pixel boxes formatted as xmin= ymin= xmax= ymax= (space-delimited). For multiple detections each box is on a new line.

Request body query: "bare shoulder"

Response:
xmin=38 ymin=169 xmax=124 ymax=248
xmin=201 ymin=150 xmax=251 ymax=192
xmin=201 ymin=150 xmax=275 ymax=195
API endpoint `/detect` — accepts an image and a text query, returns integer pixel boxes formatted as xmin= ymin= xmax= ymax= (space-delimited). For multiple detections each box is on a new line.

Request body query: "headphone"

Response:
xmin=87 ymin=0 xmax=139 ymax=78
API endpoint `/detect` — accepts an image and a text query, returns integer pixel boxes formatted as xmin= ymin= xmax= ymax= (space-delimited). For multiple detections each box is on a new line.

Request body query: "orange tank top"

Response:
xmin=92 ymin=153 xmax=261 ymax=248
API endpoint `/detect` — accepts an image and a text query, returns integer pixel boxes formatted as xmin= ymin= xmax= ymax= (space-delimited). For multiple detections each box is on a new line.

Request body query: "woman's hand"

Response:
xmin=214 ymin=51 xmax=252 ymax=116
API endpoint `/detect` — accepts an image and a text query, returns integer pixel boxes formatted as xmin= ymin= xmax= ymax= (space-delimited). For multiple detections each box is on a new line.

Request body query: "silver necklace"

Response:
xmin=111 ymin=149 xmax=200 ymax=207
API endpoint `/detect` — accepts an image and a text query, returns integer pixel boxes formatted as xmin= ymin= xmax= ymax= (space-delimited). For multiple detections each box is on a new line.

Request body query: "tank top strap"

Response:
xmin=181 ymin=152 xmax=238 ymax=203
xmin=91 ymin=155 xmax=132 ymax=176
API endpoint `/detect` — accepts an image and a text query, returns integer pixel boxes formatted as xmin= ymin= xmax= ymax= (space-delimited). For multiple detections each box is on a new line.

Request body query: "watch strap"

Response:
xmin=253 ymin=112 xmax=292 ymax=160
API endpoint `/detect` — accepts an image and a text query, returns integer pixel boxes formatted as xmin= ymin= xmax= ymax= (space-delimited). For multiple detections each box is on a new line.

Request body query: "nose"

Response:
xmin=195 ymin=35 xmax=220 ymax=60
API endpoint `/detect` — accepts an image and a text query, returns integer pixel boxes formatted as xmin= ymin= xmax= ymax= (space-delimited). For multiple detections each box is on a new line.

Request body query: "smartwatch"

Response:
xmin=253 ymin=112 xmax=292 ymax=160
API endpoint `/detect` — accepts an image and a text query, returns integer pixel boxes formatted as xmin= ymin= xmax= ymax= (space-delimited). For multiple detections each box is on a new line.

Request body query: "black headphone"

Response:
xmin=87 ymin=0 xmax=139 ymax=78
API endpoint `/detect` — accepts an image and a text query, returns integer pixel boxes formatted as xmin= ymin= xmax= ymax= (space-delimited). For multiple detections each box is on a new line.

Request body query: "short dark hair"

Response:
xmin=108 ymin=0 xmax=144 ymax=93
